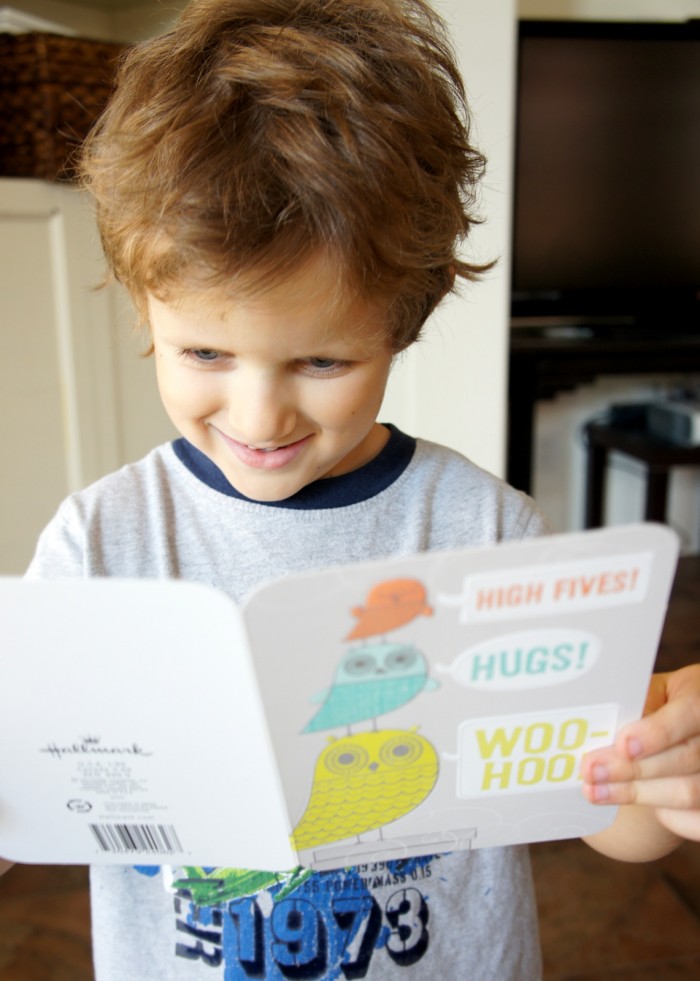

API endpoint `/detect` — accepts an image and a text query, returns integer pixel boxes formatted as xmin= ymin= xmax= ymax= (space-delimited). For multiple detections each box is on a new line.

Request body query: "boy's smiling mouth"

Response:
xmin=211 ymin=427 xmax=313 ymax=470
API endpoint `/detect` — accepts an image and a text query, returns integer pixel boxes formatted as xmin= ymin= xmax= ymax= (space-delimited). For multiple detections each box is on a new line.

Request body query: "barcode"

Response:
xmin=89 ymin=822 xmax=182 ymax=854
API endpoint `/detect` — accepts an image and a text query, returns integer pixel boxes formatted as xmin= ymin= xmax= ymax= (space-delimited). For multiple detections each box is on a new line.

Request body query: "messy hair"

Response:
xmin=80 ymin=0 xmax=491 ymax=349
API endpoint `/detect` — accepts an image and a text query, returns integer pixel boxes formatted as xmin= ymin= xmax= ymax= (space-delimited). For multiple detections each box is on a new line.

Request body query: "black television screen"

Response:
xmin=511 ymin=20 xmax=700 ymax=331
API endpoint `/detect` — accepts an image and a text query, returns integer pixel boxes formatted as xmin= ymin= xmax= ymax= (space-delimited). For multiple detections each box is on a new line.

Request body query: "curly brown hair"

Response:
xmin=80 ymin=0 xmax=491 ymax=350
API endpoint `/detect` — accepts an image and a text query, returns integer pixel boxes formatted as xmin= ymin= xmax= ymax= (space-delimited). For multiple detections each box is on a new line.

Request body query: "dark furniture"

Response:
xmin=583 ymin=420 xmax=700 ymax=529
xmin=507 ymin=326 xmax=700 ymax=496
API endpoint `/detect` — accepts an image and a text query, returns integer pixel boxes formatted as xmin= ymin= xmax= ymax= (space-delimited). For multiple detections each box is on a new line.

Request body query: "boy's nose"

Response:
xmin=227 ymin=372 xmax=297 ymax=446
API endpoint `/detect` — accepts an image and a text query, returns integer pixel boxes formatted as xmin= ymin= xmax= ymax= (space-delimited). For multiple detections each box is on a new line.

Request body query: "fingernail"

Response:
xmin=592 ymin=783 xmax=611 ymax=803
xmin=591 ymin=763 xmax=609 ymax=783
xmin=627 ymin=737 xmax=644 ymax=759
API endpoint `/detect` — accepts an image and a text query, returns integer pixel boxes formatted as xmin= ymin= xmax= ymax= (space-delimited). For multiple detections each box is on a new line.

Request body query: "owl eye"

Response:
xmin=385 ymin=648 xmax=418 ymax=671
xmin=324 ymin=743 xmax=370 ymax=774
xmin=343 ymin=653 xmax=378 ymax=676
xmin=379 ymin=734 xmax=424 ymax=767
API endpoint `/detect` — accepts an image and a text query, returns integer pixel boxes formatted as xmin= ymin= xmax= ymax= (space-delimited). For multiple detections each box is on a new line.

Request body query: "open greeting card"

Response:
xmin=0 ymin=522 xmax=679 ymax=871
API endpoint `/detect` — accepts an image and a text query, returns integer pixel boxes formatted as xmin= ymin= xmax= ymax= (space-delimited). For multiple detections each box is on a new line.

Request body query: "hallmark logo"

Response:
xmin=40 ymin=735 xmax=153 ymax=760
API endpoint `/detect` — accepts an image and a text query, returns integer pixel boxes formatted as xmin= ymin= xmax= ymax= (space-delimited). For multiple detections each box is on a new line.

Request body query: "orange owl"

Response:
xmin=346 ymin=578 xmax=433 ymax=640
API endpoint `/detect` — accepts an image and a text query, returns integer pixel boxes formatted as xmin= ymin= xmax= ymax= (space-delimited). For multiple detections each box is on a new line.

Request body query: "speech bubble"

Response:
xmin=437 ymin=628 xmax=600 ymax=691
xmin=438 ymin=551 xmax=652 ymax=624
xmin=455 ymin=704 xmax=618 ymax=798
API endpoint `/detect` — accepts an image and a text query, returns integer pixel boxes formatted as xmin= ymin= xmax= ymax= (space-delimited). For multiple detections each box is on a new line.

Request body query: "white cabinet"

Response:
xmin=0 ymin=178 xmax=173 ymax=573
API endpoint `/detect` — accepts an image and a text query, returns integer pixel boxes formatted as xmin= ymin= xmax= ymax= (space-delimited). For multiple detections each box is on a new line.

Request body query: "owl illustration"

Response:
xmin=302 ymin=642 xmax=439 ymax=733
xmin=292 ymin=728 xmax=439 ymax=850
xmin=346 ymin=578 xmax=433 ymax=640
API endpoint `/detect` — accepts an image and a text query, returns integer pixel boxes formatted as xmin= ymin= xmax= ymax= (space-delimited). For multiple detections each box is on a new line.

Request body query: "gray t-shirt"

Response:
xmin=27 ymin=429 xmax=547 ymax=980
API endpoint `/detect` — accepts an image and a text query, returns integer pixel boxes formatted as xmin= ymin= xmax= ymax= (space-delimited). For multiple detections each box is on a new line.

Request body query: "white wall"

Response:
xmin=0 ymin=0 xmax=180 ymax=41
xmin=381 ymin=0 xmax=516 ymax=477
xmin=519 ymin=0 xmax=700 ymax=20
xmin=0 ymin=0 xmax=113 ymax=38
xmin=111 ymin=2 xmax=182 ymax=42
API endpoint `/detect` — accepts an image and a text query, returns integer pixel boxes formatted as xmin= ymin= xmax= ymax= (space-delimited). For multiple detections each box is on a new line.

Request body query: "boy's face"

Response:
xmin=148 ymin=260 xmax=395 ymax=502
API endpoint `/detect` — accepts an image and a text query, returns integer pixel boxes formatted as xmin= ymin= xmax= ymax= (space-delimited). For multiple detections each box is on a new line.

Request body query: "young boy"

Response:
xmin=12 ymin=0 xmax=700 ymax=978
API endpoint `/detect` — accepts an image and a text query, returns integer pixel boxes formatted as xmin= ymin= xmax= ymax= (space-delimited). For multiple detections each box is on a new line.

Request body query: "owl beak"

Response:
xmin=368 ymin=762 xmax=380 ymax=772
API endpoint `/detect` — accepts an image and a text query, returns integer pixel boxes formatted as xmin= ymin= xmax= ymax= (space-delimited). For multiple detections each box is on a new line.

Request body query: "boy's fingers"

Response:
xmin=617 ymin=665 xmax=700 ymax=760
xmin=582 ymin=772 xmax=700 ymax=812
xmin=582 ymin=738 xmax=700 ymax=785
xmin=581 ymin=666 xmax=700 ymax=814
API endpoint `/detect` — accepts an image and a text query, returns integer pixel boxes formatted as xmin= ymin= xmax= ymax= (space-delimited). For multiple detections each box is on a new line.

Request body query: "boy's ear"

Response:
xmin=137 ymin=321 xmax=154 ymax=359
xmin=138 ymin=319 xmax=155 ymax=359
xmin=137 ymin=309 xmax=154 ymax=358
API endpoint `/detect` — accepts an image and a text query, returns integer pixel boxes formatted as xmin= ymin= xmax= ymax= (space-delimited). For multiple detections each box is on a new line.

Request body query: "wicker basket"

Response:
xmin=0 ymin=32 xmax=126 ymax=181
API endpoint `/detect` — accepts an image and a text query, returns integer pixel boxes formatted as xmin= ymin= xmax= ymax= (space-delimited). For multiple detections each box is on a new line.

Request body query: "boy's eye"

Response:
xmin=190 ymin=349 xmax=220 ymax=362
xmin=178 ymin=348 xmax=222 ymax=364
xmin=304 ymin=357 xmax=351 ymax=374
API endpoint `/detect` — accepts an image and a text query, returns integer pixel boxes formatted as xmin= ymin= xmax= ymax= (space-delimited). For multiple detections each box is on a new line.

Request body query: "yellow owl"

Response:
xmin=292 ymin=728 xmax=439 ymax=850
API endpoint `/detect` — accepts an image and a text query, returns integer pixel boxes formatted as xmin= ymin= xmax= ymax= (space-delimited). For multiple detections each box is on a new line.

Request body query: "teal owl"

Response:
xmin=302 ymin=642 xmax=438 ymax=733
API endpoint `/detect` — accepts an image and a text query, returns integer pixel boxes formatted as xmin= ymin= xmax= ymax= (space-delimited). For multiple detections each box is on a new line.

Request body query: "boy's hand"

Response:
xmin=581 ymin=665 xmax=700 ymax=844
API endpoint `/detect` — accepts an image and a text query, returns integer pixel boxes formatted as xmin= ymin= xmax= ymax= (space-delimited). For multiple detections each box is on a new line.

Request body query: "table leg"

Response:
xmin=507 ymin=365 xmax=537 ymax=494
xmin=585 ymin=440 xmax=607 ymax=528
xmin=645 ymin=468 xmax=669 ymax=523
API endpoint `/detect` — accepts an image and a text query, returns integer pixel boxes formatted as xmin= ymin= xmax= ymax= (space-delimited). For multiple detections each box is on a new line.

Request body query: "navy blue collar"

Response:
xmin=172 ymin=424 xmax=416 ymax=509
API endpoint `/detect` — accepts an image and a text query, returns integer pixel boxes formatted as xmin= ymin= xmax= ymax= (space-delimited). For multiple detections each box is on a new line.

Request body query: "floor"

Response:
xmin=0 ymin=557 xmax=698 ymax=980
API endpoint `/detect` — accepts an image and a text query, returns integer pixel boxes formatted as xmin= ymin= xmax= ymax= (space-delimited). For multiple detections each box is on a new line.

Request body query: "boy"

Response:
xmin=11 ymin=0 xmax=700 ymax=978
